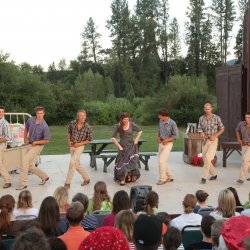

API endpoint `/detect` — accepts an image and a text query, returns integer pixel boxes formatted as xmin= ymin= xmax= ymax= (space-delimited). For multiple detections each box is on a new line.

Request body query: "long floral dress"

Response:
xmin=112 ymin=122 xmax=142 ymax=182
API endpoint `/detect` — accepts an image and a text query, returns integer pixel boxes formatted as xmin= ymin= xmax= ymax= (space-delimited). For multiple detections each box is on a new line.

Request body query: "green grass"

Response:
xmin=43 ymin=125 xmax=185 ymax=155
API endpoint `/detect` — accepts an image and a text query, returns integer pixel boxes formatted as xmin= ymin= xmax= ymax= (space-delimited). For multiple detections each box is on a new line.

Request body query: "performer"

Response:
xmin=236 ymin=111 xmax=250 ymax=184
xmin=64 ymin=110 xmax=92 ymax=188
xmin=112 ymin=113 xmax=142 ymax=186
xmin=157 ymin=109 xmax=179 ymax=185
xmin=16 ymin=106 xmax=50 ymax=190
xmin=198 ymin=102 xmax=224 ymax=184
xmin=0 ymin=106 xmax=12 ymax=188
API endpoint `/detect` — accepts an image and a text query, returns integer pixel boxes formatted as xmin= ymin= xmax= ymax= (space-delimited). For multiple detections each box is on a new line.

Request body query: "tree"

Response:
xmin=58 ymin=58 xmax=67 ymax=70
xmin=211 ymin=0 xmax=236 ymax=63
xmin=169 ymin=17 xmax=181 ymax=60
xmin=82 ymin=17 xmax=101 ymax=63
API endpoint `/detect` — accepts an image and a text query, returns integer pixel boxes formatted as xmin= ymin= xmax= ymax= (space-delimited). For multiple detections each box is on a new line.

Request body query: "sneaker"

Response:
xmin=209 ymin=175 xmax=217 ymax=181
xmin=3 ymin=183 xmax=11 ymax=189
xmin=156 ymin=180 xmax=167 ymax=185
xmin=200 ymin=178 xmax=206 ymax=184
xmin=236 ymin=179 xmax=244 ymax=184
xmin=39 ymin=177 xmax=49 ymax=185
xmin=16 ymin=185 xmax=28 ymax=190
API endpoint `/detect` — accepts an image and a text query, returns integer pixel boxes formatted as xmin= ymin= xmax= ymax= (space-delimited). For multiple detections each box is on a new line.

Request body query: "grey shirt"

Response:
xmin=236 ymin=121 xmax=250 ymax=144
xmin=0 ymin=117 xmax=12 ymax=143
xmin=159 ymin=118 xmax=179 ymax=140
xmin=25 ymin=117 xmax=50 ymax=143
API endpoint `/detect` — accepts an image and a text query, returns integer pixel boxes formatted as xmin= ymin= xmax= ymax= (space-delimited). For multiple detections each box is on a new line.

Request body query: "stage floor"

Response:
xmin=1 ymin=151 xmax=249 ymax=214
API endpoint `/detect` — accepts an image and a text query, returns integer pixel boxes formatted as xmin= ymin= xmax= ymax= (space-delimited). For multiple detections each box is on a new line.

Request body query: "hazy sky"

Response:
xmin=0 ymin=0 xmax=240 ymax=69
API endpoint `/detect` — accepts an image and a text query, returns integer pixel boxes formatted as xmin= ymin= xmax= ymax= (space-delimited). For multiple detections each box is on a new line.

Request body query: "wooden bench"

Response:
xmin=96 ymin=152 xmax=157 ymax=172
xmin=221 ymin=141 xmax=241 ymax=167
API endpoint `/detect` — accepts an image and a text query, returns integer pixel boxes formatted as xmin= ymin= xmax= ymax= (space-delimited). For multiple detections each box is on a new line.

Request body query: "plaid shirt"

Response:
xmin=0 ymin=117 xmax=12 ymax=142
xmin=68 ymin=121 xmax=93 ymax=143
xmin=197 ymin=114 xmax=224 ymax=136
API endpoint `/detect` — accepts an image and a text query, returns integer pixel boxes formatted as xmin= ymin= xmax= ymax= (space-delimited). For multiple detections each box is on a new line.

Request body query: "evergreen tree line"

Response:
xmin=0 ymin=0 xmax=247 ymax=125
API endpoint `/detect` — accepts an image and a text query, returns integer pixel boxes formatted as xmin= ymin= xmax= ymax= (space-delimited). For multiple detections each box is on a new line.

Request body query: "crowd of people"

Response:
xmin=1 ymin=183 xmax=250 ymax=250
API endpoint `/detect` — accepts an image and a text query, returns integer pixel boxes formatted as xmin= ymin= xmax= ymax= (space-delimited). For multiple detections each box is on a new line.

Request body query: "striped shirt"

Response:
xmin=0 ymin=117 xmax=12 ymax=142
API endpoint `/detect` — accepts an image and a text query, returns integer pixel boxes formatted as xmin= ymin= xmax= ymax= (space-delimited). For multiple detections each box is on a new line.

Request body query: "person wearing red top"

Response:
xmin=59 ymin=201 xmax=89 ymax=250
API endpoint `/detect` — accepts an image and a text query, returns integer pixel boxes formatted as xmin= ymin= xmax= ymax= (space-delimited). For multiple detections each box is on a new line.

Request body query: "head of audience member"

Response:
xmin=35 ymin=106 xmax=45 ymax=121
xmin=201 ymin=215 xmax=216 ymax=243
xmin=158 ymin=109 xmax=170 ymax=122
xmin=144 ymin=191 xmax=159 ymax=215
xmin=163 ymin=227 xmax=182 ymax=250
xmin=195 ymin=190 xmax=209 ymax=206
xmin=0 ymin=106 xmax=5 ymax=119
xmin=118 ymin=112 xmax=130 ymax=132
xmin=112 ymin=190 xmax=130 ymax=215
xmin=53 ymin=186 xmax=69 ymax=214
xmin=12 ymin=227 xmax=50 ymax=250
xmin=217 ymin=189 xmax=236 ymax=218
xmin=77 ymin=109 xmax=87 ymax=124
xmin=182 ymin=194 xmax=197 ymax=214
xmin=79 ymin=226 xmax=129 ymax=250
xmin=48 ymin=238 xmax=67 ymax=250
xmin=93 ymin=181 xmax=110 ymax=211
xmin=0 ymin=194 xmax=15 ymax=232
xmin=17 ymin=190 xmax=33 ymax=210
xmin=134 ymin=198 xmax=146 ymax=214
xmin=134 ymin=214 xmax=162 ymax=250
xmin=66 ymin=201 xmax=85 ymax=227
xmin=115 ymin=210 xmax=136 ymax=243
xmin=204 ymin=102 xmax=213 ymax=115
xmin=72 ymin=193 xmax=89 ymax=214
xmin=227 ymin=187 xmax=242 ymax=207
xmin=211 ymin=220 xmax=225 ymax=248
xmin=38 ymin=196 xmax=60 ymax=236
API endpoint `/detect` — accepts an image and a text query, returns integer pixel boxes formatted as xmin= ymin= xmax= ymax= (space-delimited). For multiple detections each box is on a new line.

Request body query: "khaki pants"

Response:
xmin=65 ymin=146 xmax=89 ymax=185
xmin=239 ymin=146 xmax=250 ymax=181
xmin=158 ymin=142 xmax=173 ymax=181
xmin=0 ymin=143 xmax=12 ymax=183
xmin=202 ymin=138 xmax=218 ymax=179
xmin=19 ymin=145 xmax=48 ymax=186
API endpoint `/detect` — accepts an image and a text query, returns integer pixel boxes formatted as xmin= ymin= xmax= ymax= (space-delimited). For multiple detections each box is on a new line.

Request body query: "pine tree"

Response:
xmin=169 ymin=17 xmax=181 ymax=60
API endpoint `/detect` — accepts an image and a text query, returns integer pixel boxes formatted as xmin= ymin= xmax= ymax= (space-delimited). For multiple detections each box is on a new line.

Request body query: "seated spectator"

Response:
xmin=227 ymin=187 xmax=243 ymax=213
xmin=12 ymin=227 xmax=50 ymax=250
xmin=87 ymin=181 xmax=112 ymax=214
xmin=115 ymin=210 xmax=136 ymax=250
xmin=103 ymin=190 xmax=130 ymax=227
xmin=72 ymin=193 xmax=89 ymax=212
xmin=210 ymin=189 xmax=239 ymax=220
xmin=79 ymin=226 xmax=129 ymax=250
xmin=156 ymin=212 xmax=171 ymax=236
xmin=14 ymin=190 xmax=38 ymax=220
xmin=38 ymin=196 xmax=68 ymax=237
xmin=48 ymin=238 xmax=67 ymax=250
xmin=186 ymin=215 xmax=215 ymax=250
xmin=0 ymin=195 xmax=15 ymax=235
xmin=133 ymin=214 xmax=162 ymax=250
xmin=170 ymin=194 xmax=202 ymax=231
xmin=59 ymin=201 xmax=89 ymax=250
xmin=163 ymin=227 xmax=182 ymax=250
xmin=193 ymin=190 xmax=210 ymax=213
xmin=144 ymin=191 xmax=159 ymax=215
xmin=211 ymin=220 xmax=225 ymax=250
xmin=54 ymin=186 xmax=69 ymax=216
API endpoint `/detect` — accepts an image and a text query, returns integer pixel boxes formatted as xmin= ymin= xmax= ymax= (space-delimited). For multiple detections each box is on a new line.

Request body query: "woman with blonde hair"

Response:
xmin=115 ymin=210 xmax=136 ymax=250
xmin=53 ymin=186 xmax=69 ymax=215
xmin=87 ymin=181 xmax=111 ymax=214
xmin=210 ymin=189 xmax=239 ymax=220
xmin=14 ymin=190 xmax=38 ymax=220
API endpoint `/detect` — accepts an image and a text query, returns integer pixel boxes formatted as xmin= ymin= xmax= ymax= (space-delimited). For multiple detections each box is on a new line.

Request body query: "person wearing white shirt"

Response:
xmin=170 ymin=194 xmax=202 ymax=231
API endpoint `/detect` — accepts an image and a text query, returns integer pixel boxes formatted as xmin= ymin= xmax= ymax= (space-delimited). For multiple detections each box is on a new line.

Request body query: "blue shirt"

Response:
xmin=25 ymin=117 xmax=50 ymax=143
xmin=159 ymin=118 xmax=179 ymax=140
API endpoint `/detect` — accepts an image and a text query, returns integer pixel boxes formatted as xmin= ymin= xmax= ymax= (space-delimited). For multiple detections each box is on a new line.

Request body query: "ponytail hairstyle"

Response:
xmin=0 ymin=195 xmax=15 ymax=232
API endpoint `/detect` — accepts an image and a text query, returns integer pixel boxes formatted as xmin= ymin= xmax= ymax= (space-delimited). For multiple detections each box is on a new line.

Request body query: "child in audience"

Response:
xmin=54 ymin=186 xmax=69 ymax=215
xmin=170 ymin=194 xmax=202 ymax=231
xmin=115 ymin=210 xmax=136 ymax=250
xmin=144 ymin=191 xmax=159 ymax=215
xmin=193 ymin=190 xmax=210 ymax=213
xmin=163 ymin=227 xmax=182 ymax=250
xmin=87 ymin=181 xmax=112 ymax=214
xmin=14 ymin=190 xmax=38 ymax=220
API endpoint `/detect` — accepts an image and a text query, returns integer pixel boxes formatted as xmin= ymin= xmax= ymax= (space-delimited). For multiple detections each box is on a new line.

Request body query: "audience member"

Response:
xmin=103 ymin=190 xmax=130 ymax=226
xmin=227 ymin=187 xmax=242 ymax=207
xmin=54 ymin=186 xmax=69 ymax=215
xmin=211 ymin=220 xmax=225 ymax=249
xmin=144 ymin=191 xmax=159 ymax=215
xmin=14 ymin=190 xmax=38 ymax=220
xmin=48 ymin=238 xmax=67 ymax=250
xmin=170 ymin=194 xmax=202 ymax=231
xmin=193 ymin=190 xmax=210 ymax=213
xmin=163 ymin=227 xmax=182 ymax=250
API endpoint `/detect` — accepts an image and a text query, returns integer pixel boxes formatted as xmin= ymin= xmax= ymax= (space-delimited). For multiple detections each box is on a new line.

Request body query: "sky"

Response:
xmin=0 ymin=0 xmax=240 ymax=70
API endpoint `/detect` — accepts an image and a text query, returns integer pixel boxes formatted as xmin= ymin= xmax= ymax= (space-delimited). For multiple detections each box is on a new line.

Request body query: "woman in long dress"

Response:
xmin=112 ymin=113 xmax=142 ymax=185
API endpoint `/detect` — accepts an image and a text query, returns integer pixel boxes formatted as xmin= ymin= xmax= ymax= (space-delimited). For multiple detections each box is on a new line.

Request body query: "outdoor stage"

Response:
xmin=1 ymin=151 xmax=249 ymax=214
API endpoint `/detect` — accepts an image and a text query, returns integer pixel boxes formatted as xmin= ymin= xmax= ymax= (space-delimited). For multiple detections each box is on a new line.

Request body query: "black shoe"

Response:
xmin=236 ymin=179 xmax=244 ymax=184
xmin=209 ymin=175 xmax=217 ymax=181
xmin=3 ymin=183 xmax=11 ymax=189
xmin=247 ymin=178 xmax=250 ymax=181
xmin=201 ymin=178 xmax=206 ymax=184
